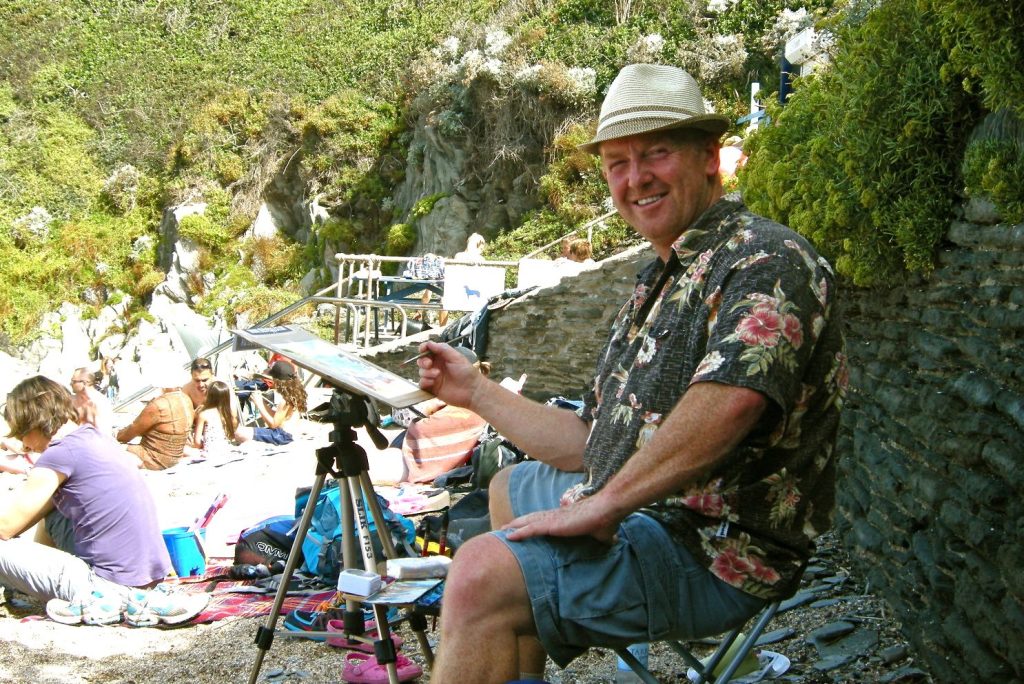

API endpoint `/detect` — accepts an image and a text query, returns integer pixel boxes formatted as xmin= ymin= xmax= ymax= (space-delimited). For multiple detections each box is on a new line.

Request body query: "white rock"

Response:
xmin=174 ymin=235 xmax=201 ymax=273
xmin=0 ymin=351 xmax=37 ymax=400
xmin=249 ymin=203 xmax=279 ymax=239
xmin=97 ymin=334 xmax=127 ymax=359
xmin=300 ymin=269 xmax=319 ymax=295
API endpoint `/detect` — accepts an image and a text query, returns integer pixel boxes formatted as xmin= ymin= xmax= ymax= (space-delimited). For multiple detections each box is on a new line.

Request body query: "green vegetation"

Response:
xmin=962 ymin=110 xmax=1024 ymax=224
xmin=486 ymin=124 xmax=638 ymax=261
xmin=0 ymin=1 xmax=494 ymax=345
xmin=932 ymin=1 xmax=1024 ymax=122
xmin=1 ymin=0 xmax=1020 ymax=347
xmin=741 ymin=0 xmax=986 ymax=286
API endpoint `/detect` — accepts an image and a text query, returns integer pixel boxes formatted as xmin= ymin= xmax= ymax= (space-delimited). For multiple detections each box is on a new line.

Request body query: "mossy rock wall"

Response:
xmin=836 ymin=206 xmax=1024 ymax=681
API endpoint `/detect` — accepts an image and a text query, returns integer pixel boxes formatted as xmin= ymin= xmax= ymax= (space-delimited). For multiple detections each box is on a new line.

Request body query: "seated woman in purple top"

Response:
xmin=0 ymin=375 xmax=207 ymax=626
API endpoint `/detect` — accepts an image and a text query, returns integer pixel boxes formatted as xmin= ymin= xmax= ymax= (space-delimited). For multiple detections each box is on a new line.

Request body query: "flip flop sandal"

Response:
xmin=326 ymin=619 xmax=404 ymax=652
xmin=342 ymin=652 xmax=423 ymax=683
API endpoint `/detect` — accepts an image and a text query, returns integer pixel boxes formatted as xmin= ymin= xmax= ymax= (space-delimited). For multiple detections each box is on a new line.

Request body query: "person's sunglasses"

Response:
xmin=193 ymin=363 xmax=212 ymax=370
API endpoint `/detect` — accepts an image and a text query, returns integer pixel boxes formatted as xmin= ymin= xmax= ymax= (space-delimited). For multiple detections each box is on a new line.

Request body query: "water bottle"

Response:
xmin=615 ymin=643 xmax=649 ymax=683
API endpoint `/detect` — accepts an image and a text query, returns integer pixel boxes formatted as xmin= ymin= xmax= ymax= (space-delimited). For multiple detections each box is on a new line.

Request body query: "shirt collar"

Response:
xmin=669 ymin=198 xmax=744 ymax=262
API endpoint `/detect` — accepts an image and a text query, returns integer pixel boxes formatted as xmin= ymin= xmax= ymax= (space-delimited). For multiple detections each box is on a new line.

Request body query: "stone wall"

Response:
xmin=836 ymin=202 xmax=1024 ymax=681
xmin=365 ymin=243 xmax=651 ymax=402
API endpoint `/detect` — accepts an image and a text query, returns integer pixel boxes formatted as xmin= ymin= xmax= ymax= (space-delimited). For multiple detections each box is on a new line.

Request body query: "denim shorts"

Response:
xmin=46 ymin=509 xmax=77 ymax=555
xmin=493 ymin=461 xmax=766 ymax=667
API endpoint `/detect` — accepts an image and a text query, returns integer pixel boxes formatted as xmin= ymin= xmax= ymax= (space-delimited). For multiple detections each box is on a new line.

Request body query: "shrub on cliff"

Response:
xmin=741 ymin=0 xmax=982 ymax=286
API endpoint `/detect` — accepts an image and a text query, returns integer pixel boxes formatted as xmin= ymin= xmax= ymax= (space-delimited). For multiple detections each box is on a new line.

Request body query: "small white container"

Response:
xmin=337 ymin=568 xmax=382 ymax=596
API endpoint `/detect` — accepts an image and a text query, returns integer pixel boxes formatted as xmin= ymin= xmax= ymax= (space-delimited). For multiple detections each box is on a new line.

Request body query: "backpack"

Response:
xmin=234 ymin=515 xmax=297 ymax=567
xmin=296 ymin=482 xmax=416 ymax=582
xmin=470 ymin=430 xmax=525 ymax=490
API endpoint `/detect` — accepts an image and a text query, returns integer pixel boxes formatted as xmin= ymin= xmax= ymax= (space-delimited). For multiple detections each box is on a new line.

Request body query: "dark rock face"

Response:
xmin=837 ymin=213 xmax=1024 ymax=681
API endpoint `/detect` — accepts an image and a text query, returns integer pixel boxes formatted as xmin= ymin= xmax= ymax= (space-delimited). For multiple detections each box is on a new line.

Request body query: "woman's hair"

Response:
xmin=275 ymin=377 xmax=307 ymax=415
xmin=4 ymin=375 xmax=78 ymax=440
xmin=205 ymin=380 xmax=238 ymax=434
xmin=568 ymin=239 xmax=592 ymax=262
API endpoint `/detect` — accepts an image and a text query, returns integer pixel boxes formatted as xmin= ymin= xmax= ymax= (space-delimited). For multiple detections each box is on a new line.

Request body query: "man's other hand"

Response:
xmin=502 ymin=495 xmax=620 ymax=545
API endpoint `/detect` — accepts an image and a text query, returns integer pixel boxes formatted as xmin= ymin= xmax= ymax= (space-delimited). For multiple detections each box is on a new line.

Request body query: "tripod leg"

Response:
xmin=336 ymin=456 xmax=435 ymax=680
xmin=373 ymin=603 xmax=402 ymax=684
xmin=336 ymin=474 xmax=401 ymax=684
xmin=359 ymin=471 xmax=435 ymax=670
xmin=247 ymin=471 xmax=329 ymax=684
xmin=408 ymin=610 xmax=435 ymax=669
xmin=346 ymin=474 xmax=379 ymax=573
xmin=360 ymin=471 xmax=397 ymax=559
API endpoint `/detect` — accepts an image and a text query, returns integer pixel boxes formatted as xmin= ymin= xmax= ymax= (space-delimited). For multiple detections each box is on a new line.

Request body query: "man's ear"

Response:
xmin=703 ymin=138 xmax=722 ymax=178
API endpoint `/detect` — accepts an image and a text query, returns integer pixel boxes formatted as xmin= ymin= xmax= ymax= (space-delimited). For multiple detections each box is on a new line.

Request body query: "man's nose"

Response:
xmin=626 ymin=158 xmax=652 ymax=188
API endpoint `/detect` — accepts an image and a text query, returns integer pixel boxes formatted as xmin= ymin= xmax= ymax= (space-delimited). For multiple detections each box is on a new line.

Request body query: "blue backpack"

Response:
xmin=295 ymin=483 xmax=416 ymax=582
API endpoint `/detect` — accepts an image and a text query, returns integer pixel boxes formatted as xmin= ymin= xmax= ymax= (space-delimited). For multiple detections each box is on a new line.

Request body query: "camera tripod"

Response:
xmin=248 ymin=388 xmax=434 ymax=684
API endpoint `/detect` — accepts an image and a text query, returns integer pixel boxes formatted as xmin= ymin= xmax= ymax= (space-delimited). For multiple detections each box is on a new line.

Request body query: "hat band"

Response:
xmin=598 ymin=104 xmax=705 ymax=129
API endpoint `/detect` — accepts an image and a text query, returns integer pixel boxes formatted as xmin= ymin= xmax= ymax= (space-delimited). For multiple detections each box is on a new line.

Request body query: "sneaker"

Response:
xmin=46 ymin=590 xmax=123 ymax=626
xmin=283 ymin=606 xmax=340 ymax=640
xmin=124 ymin=585 xmax=209 ymax=627
xmin=283 ymin=597 xmax=396 ymax=641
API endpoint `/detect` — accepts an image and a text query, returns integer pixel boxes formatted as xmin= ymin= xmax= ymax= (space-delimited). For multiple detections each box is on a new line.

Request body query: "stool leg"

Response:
xmin=614 ymin=647 xmax=660 ymax=684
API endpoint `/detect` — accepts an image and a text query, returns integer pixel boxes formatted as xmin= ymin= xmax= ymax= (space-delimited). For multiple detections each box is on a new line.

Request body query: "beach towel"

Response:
xmin=401 ymin=406 xmax=486 ymax=484
xmin=166 ymin=564 xmax=334 ymax=624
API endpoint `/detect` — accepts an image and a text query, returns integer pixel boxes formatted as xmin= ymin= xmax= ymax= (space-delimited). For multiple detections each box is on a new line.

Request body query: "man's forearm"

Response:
xmin=468 ymin=380 xmax=589 ymax=471
xmin=595 ymin=382 xmax=767 ymax=522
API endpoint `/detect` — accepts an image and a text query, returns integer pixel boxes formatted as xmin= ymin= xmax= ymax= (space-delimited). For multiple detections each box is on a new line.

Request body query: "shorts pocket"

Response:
xmin=619 ymin=514 xmax=681 ymax=640
xmin=553 ymin=536 xmax=647 ymax=644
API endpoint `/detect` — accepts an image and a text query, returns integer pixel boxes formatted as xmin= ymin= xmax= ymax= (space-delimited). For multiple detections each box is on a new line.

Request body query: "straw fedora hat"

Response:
xmin=579 ymin=64 xmax=730 ymax=154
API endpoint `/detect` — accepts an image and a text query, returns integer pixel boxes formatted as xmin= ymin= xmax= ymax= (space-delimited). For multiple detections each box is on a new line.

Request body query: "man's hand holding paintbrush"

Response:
xmin=412 ymin=342 xmax=487 ymax=410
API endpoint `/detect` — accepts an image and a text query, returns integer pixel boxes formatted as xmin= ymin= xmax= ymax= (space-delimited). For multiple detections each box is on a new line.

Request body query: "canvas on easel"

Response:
xmin=232 ymin=325 xmax=433 ymax=408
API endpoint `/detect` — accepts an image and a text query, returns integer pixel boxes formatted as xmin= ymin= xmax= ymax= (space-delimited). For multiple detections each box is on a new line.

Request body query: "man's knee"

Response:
xmin=447 ymin=534 xmax=520 ymax=604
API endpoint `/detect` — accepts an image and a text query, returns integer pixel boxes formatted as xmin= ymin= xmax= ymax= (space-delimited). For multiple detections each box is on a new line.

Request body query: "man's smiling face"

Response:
xmin=600 ymin=130 xmax=720 ymax=259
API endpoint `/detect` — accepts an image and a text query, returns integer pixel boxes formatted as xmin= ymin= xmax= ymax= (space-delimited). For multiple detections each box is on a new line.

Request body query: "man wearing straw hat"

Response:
xmin=416 ymin=64 xmax=846 ymax=681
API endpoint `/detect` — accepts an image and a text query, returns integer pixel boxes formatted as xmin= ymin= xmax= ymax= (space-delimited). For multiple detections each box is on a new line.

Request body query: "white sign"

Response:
xmin=516 ymin=258 xmax=587 ymax=290
xmin=442 ymin=264 xmax=506 ymax=311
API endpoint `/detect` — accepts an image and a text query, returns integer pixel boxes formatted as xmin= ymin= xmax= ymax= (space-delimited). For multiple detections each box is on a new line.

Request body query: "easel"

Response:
xmin=247 ymin=389 xmax=433 ymax=684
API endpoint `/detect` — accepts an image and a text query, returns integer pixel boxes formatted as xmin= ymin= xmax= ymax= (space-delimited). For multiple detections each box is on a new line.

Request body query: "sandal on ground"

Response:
xmin=326 ymin=619 xmax=403 ymax=652
xmin=341 ymin=652 xmax=422 ymax=683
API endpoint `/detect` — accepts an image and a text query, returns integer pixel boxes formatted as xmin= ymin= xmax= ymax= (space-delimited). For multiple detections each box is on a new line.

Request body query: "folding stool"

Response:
xmin=614 ymin=599 xmax=782 ymax=684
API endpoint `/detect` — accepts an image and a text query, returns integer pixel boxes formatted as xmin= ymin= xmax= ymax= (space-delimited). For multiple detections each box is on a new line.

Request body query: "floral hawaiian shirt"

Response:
xmin=572 ymin=198 xmax=847 ymax=600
